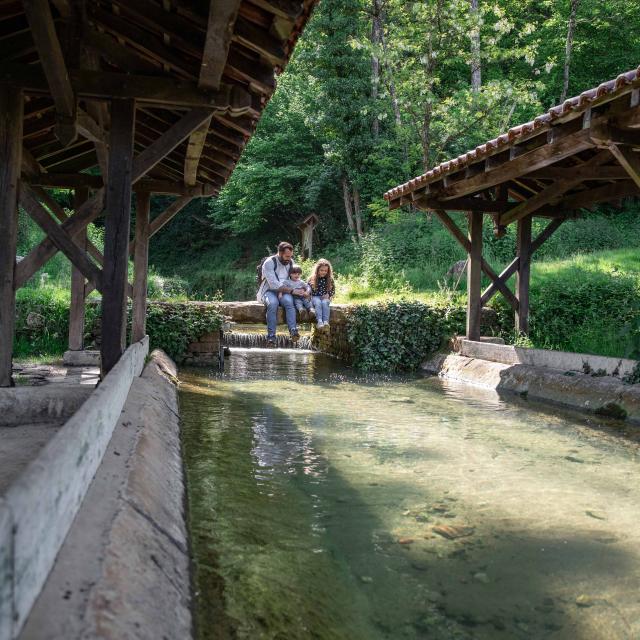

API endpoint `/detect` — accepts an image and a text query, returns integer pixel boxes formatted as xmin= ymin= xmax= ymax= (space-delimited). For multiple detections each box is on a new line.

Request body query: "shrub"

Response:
xmin=145 ymin=302 xmax=224 ymax=360
xmin=345 ymin=300 xmax=463 ymax=372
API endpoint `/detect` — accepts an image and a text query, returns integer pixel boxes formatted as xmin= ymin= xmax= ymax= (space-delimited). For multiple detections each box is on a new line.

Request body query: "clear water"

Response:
xmin=180 ymin=349 xmax=640 ymax=640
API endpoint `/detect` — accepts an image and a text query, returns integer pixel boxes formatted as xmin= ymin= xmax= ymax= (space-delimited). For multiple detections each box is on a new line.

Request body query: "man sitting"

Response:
xmin=257 ymin=241 xmax=305 ymax=347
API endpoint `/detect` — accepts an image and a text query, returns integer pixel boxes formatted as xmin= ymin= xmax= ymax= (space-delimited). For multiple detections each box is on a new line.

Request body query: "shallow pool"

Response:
xmin=180 ymin=349 xmax=640 ymax=640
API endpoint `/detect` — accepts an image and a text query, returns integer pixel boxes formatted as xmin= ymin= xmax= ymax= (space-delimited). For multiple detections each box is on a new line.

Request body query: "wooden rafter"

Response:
xmin=22 ymin=0 xmax=77 ymax=145
xmin=499 ymin=150 xmax=611 ymax=226
xmin=607 ymin=144 xmax=640 ymax=189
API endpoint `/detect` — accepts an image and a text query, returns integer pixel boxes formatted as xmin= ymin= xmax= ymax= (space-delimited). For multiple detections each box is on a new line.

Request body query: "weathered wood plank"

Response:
xmin=530 ymin=218 xmax=564 ymax=254
xmin=102 ymin=98 xmax=136 ymax=375
xmin=515 ymin=214 xmax=532 ymax=335
xmin=184 ymin=117 xmax=213 ymax=185
xmin=68 ymin=187 xmax=90 ymax=351
xmin=0 ymin=85 xmax=22 ymax=387
xmin=466 ymin=212 xmax=483 ymax=341
xmin=22 ymin=0 xmax=77 ymax=145
xmin=132 ymin=191 xmax=150 ymax=343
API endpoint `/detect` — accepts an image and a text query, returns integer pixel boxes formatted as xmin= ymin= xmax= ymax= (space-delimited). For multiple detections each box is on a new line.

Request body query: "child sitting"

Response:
xmin=279 ymin=266 xmax=312 ymax=340
xmin=308 ymin=258 xmax=335 ymax=330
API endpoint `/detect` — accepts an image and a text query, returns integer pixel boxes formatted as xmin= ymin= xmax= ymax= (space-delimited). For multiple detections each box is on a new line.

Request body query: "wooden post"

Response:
xmin=101 ymin=98 xmax=135 ymax=375
xmin=131 ymin=191 xmax=150 ymax=343
xmin=0 ymin=85 xmax=22 ymax=387
xmin=516 ymin=214 xmax=532 ymax=335
xmin=466 ymin=211 xmax=483 ymax=341
xmin=68 ymin=186 xmax=89 ymax=351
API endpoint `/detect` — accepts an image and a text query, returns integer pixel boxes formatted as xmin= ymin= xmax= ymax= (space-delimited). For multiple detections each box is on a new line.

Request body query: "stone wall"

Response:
xmin=310 ymin=306 xmax=351 ymax=359
xmin=183 ymin=330 xmax=222 ymax=366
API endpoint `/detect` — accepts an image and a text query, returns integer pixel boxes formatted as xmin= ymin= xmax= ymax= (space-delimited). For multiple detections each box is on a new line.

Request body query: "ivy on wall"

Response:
xmin=146 ymin=303 xmax=224 ymax=360
xmin=345 ymin=301 xmax=465 ymax=372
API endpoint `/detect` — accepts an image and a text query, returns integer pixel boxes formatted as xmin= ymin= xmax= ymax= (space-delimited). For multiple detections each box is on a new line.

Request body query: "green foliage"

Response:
xmin=346 ymin=300 xmax=464 ymax=372
xmin=13 ymin=286 xmax=99 ymax=359
xmin=145 ymin=303 xmax=224 ymax=361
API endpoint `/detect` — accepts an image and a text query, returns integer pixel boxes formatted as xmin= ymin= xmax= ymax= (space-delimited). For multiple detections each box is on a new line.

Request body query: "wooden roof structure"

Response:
xmin=0 ymin=0 xmax=318 ymax=384
xmin=385 ymin=66 xmax=640 ymax=224
xmin=384 ymin=67 xmax=640 ymax=342
xmin=5 ymin=0 xmax=317 ymax=195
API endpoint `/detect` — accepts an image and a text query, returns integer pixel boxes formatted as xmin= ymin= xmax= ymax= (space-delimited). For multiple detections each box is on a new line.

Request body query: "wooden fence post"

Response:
xmin=466 ymin=211 xmax=483 ymax=341
xmin=101 ymin=98 xmax=135 ymax=375
xmin=0 ymin=84 xmax=23 ymax=387
xmin=132 ymin=191 xmax=150 ymax=343
xmin=68 ymin=186 xmax=90 ymax=351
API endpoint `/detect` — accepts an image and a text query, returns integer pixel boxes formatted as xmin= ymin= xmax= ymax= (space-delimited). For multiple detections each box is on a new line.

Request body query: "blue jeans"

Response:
xmin=312 ymin=296 xmax=331 ymax=323
xmin=264 ymin=290 xmax=297 ymax=338
xmin=294 ymin=296 xmax=312 ymax=312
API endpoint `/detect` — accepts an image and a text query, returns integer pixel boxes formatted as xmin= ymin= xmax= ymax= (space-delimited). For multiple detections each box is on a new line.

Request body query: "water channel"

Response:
xmin=180 ymin=348 xmax=640 ymax=640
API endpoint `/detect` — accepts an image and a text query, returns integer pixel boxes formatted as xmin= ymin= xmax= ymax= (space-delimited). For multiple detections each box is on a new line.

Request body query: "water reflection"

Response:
xmin=181 ymin=349 xmax=640 ymax=640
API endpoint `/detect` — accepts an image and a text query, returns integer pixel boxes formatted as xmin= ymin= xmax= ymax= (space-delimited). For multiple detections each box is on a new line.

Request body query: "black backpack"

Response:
xmin=256 ymin=256 xmax=293 ymax=285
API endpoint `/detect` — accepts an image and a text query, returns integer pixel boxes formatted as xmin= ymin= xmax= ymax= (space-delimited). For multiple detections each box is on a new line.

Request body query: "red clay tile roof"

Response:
xmin=384 ymin=65 xmax=640 ymax=204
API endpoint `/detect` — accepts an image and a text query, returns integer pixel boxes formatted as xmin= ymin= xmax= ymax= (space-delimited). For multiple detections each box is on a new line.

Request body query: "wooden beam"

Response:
xmin=466 ymin=212 xmax=482 ymax=341
xmin=102 ymin=98 xmax=135 ymax=375
xmin=556 ymin=180 xmax=639 ymax=211
xmin=527 ymin=165 xmax=629 ymax=180
xmin=416 ymin=195 xmax=511 ymax=213
xmin=0 ymin=63 xmax=254 ymax=112
xmin=200 ymin=0 xmax=242 ymax=91
xmin=530 ymin=218 xmax=564 ymax=254
xmin=22 ymin=0 xmax=77 ymax=145
xmin=19 ymin=184 xmax=104 ymax=292
xmin=132 ymin=191 xmax=150 ymax=343
xmin=69 ymin=187 xmax=89 ymax=351
xmin=436 ymin=128 xmax=595 ymax=201
xmin=0 ymin=85 xmax=22 ymax=387
xmin=499 ymin=151 xmax=611 ymax=226
xmin=515 ymin=215 xmax=532 ymax=335
xmin=233 ymin=16 xmax=286 ymax=66
xmin=26 ymin=172 xmax=217 ymax=195
xmin=248 ymin=0 xmax=304 ymax=20
xmin=433 ymin=209 xmax=518 ymax=311
xmin=607 ymin=144 xmax=640 ymax=189
xmin=480 ymin=257 xmax=518 ymax=306
xmin=15 ymin=108 xmax=216 ymax=288
xmin=481 ymin=218 xmax=565 ymax=306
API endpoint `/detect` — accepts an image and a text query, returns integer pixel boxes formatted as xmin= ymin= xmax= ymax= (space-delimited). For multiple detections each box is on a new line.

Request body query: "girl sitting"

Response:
xmin=308 ymin=258 xmax=335 ymax=330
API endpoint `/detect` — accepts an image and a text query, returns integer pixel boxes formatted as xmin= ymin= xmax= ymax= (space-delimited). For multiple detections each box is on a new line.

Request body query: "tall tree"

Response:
xmin=560 ymin=0 xmax=581 ymax=103
xmin=470 ymin=0 xmax=482 ymax=92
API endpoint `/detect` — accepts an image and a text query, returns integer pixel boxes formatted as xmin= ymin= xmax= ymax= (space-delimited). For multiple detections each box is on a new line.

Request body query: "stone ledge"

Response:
xmin=423 ymin=353 xmax=640 ymax=424
xmin=18 ymin=349 xmax=190 ymax=640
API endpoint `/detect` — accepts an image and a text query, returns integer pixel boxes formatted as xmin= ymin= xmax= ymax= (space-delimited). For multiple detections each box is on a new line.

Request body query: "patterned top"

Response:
xmin=310 ymin=276 xmax=335 ymax=298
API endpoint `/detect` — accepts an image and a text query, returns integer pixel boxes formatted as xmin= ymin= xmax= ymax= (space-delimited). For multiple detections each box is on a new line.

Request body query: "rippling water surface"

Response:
xmin=180 ymin=349 xmax=640 ymax=640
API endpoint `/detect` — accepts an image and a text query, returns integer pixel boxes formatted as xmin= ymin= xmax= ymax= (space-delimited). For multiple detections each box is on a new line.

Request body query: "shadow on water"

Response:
xmin=180 ymin=353 xmax=640 ymax=640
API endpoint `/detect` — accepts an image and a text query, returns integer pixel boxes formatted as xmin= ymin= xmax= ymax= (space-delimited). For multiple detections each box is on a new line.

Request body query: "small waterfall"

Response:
xmin=224 ymin=332 xmax=314 ymax=350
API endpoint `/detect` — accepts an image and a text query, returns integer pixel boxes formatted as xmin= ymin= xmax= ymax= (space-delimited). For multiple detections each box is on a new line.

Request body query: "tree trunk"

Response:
xmin=561 ymin=0 xmax=580 ymax=103
xmin=353 ymin=184 xmax=364 ymax=238
xmin=470 ymin=0 xmax=481 ymax=93
xmin=371 ymin=0 xmax=383 ymax=137
xmin=421 ymin=106 xmax=432 ymax=172
xmin=342 ymin=176 xmax=357 ymax=240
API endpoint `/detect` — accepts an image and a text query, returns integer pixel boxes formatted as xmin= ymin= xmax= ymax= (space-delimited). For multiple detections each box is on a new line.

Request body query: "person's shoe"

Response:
xmin=266 ymin=337 xmax=276 ymax=348
xmin=316 ymin=321 xmax=323 ymax=329
xmin=290 ymin=331 xmax=300 ymax=343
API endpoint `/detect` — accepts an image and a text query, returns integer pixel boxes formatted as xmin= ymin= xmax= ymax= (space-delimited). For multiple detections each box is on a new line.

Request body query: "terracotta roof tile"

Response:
xmin=385 ymin=65 xmax=640 ymax=203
